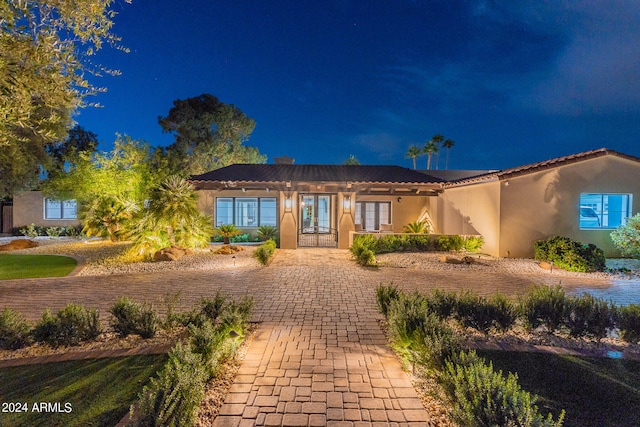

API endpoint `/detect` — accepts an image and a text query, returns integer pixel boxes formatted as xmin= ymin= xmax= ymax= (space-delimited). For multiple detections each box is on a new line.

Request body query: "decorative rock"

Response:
xmin=439 ymin=255 xmax=476 ymax=264
xmin=214 ymin=245 xmax=244 ymax=255
xmin=153 ymin=246 xmax=193 ymax=262
xmin=0 ymin=239 xmax=39 ymax=251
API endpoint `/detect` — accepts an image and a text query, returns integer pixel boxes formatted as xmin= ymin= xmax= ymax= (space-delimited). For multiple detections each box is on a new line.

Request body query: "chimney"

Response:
xmin=274 ymin=156 xmax=295 ymax=165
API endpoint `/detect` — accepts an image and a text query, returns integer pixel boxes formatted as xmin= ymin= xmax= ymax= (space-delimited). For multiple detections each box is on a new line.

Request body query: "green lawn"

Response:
xmin=0 ymin=354 xmax=167 ymax=427
xmin=0 ymin=254 xmax=77 ymax=279
xmin=478 ymin=350 xmax=640 ymax=427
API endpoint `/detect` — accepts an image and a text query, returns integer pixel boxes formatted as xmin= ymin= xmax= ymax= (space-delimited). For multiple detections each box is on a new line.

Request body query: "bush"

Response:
xmin=534 ymin=236 xmax=606 ymax=272
xmin=455 ymin=291 xmax=498 ymax=334
xmin=519 ymin=285 xmax=567 ymax=333
xmin=435 ymin=235 xmax=464 ymax=251
xmin=32 ymin=304 xmax=102 ymax=347
xmin=357 ymin=247 xmax=377 ymax=266
xmin=463 ymin=235 xmax=484 ymax=252
xmin=386 ymin=292 xmax=430 ymax=360
xmin=376 ymin=283 xmax=400 ymax=317
xmin=413 ymin=313 xmax=460 ymax=371
xmin=220 ymin=295 xmax=253 ymax=335
xmin=490 ymin=293 xmax=518 ymax=332
xmin=615 ymin=304 xmax=640 ymax=343
xmin=109 ymin=296 xmax=158 ymax=338
xmin=440 ymin=350 xmax=564 ymax=427
xmin=134 ymin=342 xmax=208 ymax=427
xmin=253 ymin=239 xmax=277 ymax=265
xmin=610 ymin=213 xmax=640 ymax=257
xmin=424 ymin=289 xmax=458 ymax=319
xmin=564 ymin=293 xmax=614 ymax=340
xmin=189 ymin=320 xmax=229 ymax=378
xmin=257 ymin=225 xmax=278 ymax=242
xmin=403 ymin=220 xmax=430 ymax=233
xmin=0 ymin=308 xmax=32 ymax=350
xmin=201 ymin=292 xmax=228 ymax=323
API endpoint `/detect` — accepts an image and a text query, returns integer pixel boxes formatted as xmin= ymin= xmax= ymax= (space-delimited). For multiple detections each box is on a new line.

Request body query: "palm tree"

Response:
xmin=405 ymin=145 xmax=422 ymax=170
xmin=443 ymin=139 xmax=455 ymax=170
xmin=423 ymin=139 xmax=439 ymax=170
xmin=429 ymin=134 xmax=444 ymax=170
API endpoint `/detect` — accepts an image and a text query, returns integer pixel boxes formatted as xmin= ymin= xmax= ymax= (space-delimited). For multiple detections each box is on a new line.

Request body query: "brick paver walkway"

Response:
xmin=0 ymin=248 xmax=621 ymax=426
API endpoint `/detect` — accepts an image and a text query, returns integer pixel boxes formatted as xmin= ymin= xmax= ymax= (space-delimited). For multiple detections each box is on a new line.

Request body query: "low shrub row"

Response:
xmin=534 ymin=236 xmax=606 ymax=272
xmin=131 ymin=294 xmax=253 ymax=426
xmin=16 ymin=223 xmax=84 ymax=238
xmin=377 ymin=284 xmax=566 ymax=426
xmin=378 ymin=284 xmax=640 ymax=343
xmin=253 ymin=239 xmax=277 ymax=265
xmin=351 ymin=233 xmax=484 ymax=266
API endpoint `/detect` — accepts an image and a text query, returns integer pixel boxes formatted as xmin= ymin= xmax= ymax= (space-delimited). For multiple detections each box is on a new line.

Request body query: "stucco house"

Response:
xmin=11 ymin=148 xmax=640 ymax=258
xmin=190 ymin=148 xmax=640 ymax=257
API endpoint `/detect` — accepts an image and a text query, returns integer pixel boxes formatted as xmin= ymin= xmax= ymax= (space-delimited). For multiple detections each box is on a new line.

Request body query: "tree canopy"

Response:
xmin=158 ymin=94 xmax=266 ymax=175
xmin=0 ymin=0 xmax=130 ymax=197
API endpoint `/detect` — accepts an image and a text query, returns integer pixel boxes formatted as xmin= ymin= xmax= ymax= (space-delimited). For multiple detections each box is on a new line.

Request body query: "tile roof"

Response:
xmin=444 ymin=148 xmax=640 ymax=187
xmin=190 ymin=164 xmax=444 ymax=185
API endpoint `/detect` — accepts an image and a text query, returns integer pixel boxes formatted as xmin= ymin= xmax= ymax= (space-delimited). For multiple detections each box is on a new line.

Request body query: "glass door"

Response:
xmin=301 ymin=194 xmax=331 ymax=234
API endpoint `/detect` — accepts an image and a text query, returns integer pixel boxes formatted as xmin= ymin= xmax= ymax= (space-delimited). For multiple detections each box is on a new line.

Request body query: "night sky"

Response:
xmin=78 ymin=1 xmax=640 ymax=170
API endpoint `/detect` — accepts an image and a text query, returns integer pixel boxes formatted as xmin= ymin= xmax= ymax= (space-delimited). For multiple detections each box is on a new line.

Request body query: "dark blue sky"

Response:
xmin=78 ymin=1 xmax=640 ymax=170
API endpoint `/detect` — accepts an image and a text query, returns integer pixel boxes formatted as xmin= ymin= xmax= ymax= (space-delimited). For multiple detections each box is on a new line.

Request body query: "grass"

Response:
xmin=0 ymin=254 xmax=77 ymax=279
xmin=478 ymin=350 xmax=640 ymax=427
xmin=0 ymin=354 xmax=167 ymax=427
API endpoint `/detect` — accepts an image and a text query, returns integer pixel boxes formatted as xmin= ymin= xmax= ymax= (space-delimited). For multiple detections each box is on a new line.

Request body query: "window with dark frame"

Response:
xmin=579 ymin=193 xmax=632 ymax=229
xmin=44 ymin=198 xmax=77 ymax=220
xmin=215 ymin=197 xmax=277 ymax=227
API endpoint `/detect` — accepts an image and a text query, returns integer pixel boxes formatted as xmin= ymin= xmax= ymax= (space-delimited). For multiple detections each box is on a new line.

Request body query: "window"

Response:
xmin=45 ymin=198 xmax=77 ymax=220
xmin=355 ymin=201 xmax=391 ymax=231
xmin=215 ymin=197 xmax=277 ymax=227
xmin=579 ymin=193 xmax=632 ymax=229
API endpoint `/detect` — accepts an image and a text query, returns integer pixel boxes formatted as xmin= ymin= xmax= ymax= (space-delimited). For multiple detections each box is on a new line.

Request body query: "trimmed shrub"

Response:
xmin=109 ymin=296 xmax=158 ymax=338
xmin=564 ymin=294 xmax=614 ymax=340
xmin=134 ymin=342 xmax=208 ymax=427
xmin=440 ymin=350 xmax=565 ymax=427
xmin=463 ymin=235 xmax=484 ymax=252
xmin=253 ymin=239 xmax=276 ymax=265
xmin=376 ymin=283 xmax=401 ymax=317
xmin=0 ymin=308 xmax=32 ymax=350
xmin=357 ymin=247 xmax=377 ymax=266
xmin=435 ymin=235 xmax=464 ymax=251
xmin=490 ymin=293 xmax=518 ymax=332
xmin=32 ymin=304 xmax=102 ymax=347
xmin=519 ymin=285 xmax=567 ymax=333
xmin=413 ymin=313 xmax=460 ymax=370
xmin=615 ymin=304 xmax=640 ymax=344
xmin=534 ymin=236 xmax=606 ymax=272
xmin=425 ymin=289 xmax=458 ymax=319
xmin=201 ymin=292 xmax=228 ymax=323
xmin=455 ymin=291 xmax=497 ymax=334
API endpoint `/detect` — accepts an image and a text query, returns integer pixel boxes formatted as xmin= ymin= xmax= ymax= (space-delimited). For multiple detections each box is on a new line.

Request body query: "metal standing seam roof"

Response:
xmin=443 ymin=148 xmax=640 ymax=187
xmin=190 ymin=164 xmax=445 ymax=185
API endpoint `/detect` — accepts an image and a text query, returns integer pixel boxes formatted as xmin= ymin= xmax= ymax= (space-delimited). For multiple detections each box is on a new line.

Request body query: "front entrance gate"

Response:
xmin=298 ymin=194 xmax=337 ymax=247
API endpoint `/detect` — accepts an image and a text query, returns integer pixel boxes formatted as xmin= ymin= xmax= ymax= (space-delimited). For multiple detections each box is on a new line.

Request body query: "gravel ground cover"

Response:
xmin=1 ymin=237 xmax=260 ymax=275
xmin=377 ymin=251 xmax=640 ymax=280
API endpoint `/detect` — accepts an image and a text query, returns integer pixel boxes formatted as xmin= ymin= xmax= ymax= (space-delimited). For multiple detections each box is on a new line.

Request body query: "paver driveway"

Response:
xmin=0 ymin=248 xmax=615 ymax=426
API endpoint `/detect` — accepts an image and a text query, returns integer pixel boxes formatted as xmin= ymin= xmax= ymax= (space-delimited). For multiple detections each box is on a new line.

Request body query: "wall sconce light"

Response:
xmin=397 ymin=197 xmax=403 ymax=203
xmin=242 ymin=188 xmax=246 ymax=193
xmin=284 ymin=195 xmax=293 ymax=212
xmin=343 ymin=195 xmax=351 ymax=212
xmin=265 ymin=188 xmax=270 ymax=193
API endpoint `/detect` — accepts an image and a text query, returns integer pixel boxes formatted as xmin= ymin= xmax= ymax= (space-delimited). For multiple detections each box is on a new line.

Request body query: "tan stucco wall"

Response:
xmin=499 ymin=156 xmax=640 ymax=258
xmin=436 ymin=181 xmax=502 ymax=256
xmin=13 ymin=191 xmax=80 ymax=228
xmin=437 ymin=155 xmax=640 ymax=258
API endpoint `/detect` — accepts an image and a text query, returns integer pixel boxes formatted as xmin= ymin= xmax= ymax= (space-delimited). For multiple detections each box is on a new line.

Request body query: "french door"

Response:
xmin=299 ymin=194 xmax=336 ymax=247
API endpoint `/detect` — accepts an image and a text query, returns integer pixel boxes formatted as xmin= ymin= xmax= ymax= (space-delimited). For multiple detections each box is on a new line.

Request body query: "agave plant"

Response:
xmin=403 ymin=220 xmax=430 ymax=234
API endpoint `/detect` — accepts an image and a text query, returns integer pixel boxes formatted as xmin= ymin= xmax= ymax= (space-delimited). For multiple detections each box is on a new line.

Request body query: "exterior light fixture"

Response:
xmin=242 ymin=188 xmax=246 ymax=193
xmin=284 ymin=195 xmax=293 ymax=212
xmin=343 ymin=195 xmax=351 ymax=212
xmin=397 ymin=197 xmax=402 ymax=203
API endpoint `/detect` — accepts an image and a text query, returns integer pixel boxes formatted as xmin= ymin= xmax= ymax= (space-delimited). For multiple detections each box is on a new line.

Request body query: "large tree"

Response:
xmin=0 ymin=0 xmax=130 ymax=197
xmin=46 ymin=125 xmax=99 ymax=178
xmin=158 ymin=94 xmax=266 ymax=175
xmin=405 ymin=144 xmax=422 ymax=170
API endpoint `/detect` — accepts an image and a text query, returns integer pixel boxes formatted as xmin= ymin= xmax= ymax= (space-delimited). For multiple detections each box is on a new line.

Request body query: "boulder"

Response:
xmin=153 ymin=246 xmax=193 ymax=262
xmin=0 ymin=239 xmax=39 ymax=251
xmin=439 ymin=255 xmax=476 ymax=264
